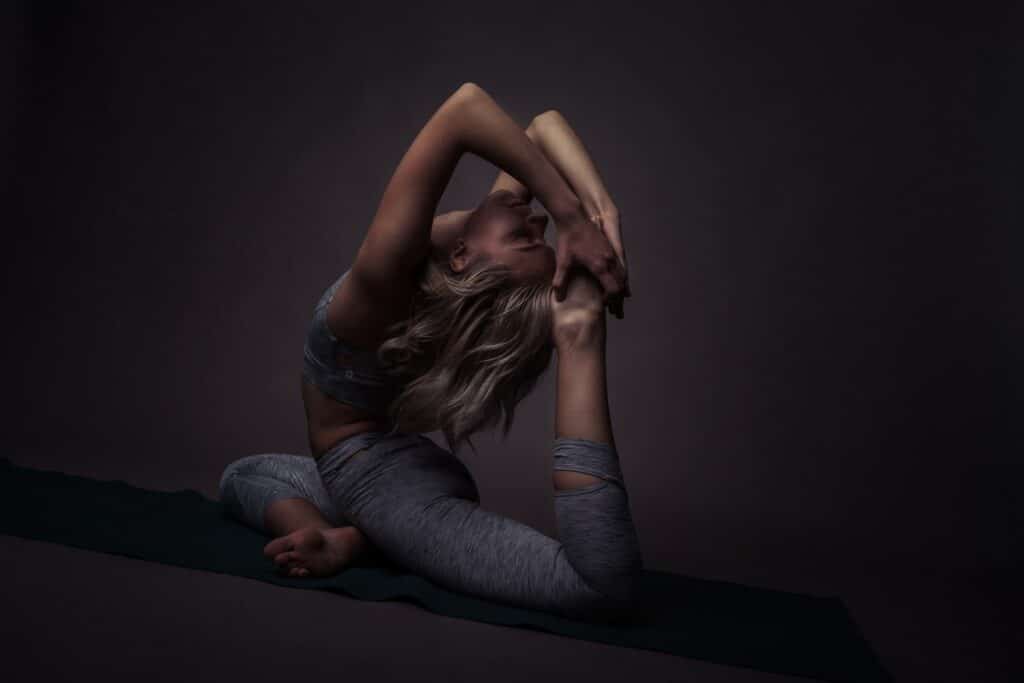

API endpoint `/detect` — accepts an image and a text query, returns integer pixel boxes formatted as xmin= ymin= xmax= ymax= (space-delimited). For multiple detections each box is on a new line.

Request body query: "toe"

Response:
xmin=274 ymin=550 xmax=301 ymax=568
xmin=264 ymin=536 xmax=294 ymax=558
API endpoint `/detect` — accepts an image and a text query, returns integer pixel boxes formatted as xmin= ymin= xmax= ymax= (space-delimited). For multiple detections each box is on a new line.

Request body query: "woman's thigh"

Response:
xmin=318 ymin=433 xmax=480 ymax=515
xmin=317 ymin=432 xmax=602 ymax=615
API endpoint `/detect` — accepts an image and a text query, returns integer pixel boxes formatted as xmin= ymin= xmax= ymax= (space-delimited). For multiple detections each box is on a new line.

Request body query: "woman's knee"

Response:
xmin=559 ymin=576 xmax=643 ymax=623
xmin=551 ymin=561 xmax=645 ymax=622
xmin=217 ymin=454 xmax=280 ymax=503
xmin=218 ymin=460 xmax=246 ymax=503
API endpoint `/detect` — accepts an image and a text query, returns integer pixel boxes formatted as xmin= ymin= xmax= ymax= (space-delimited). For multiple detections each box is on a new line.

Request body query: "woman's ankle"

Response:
xmin=264 ymin=497 xmax=334 ymax=537
xmin=336 ymin=525 xmax=382 ymax=567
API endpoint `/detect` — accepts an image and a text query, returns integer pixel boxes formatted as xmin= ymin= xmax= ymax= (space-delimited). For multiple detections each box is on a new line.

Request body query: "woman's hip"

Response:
xmin=317 ymin=431 xmax=479 ymax=512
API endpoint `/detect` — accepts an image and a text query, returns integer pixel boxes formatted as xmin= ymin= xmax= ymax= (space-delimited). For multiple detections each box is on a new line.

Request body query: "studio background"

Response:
xmin=4 ymin=1 xmax=1020 ymax=681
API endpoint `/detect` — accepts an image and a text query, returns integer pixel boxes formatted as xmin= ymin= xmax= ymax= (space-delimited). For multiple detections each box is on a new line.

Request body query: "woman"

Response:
xmin=219 ymin=83 xmax=641 ymax=621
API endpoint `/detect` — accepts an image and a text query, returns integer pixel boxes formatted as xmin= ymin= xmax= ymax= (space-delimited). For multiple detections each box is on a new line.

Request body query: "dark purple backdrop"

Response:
xmin=4 ymin=1 xmax=1020 ymax=681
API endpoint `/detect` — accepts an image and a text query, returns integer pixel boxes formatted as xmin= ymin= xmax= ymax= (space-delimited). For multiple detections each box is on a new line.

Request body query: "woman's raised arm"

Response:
xmin=431 ymin=117 xmax=545 ymax=256
xmin=352 ymin=83 xmax=585 ymax=304
xmin=489 ymin=110 xmax=617 ymax=222
xmin=486 ymin=117 xmax=545 ymax=202
xmin=487 ymin=110 xmax=630 ymax=305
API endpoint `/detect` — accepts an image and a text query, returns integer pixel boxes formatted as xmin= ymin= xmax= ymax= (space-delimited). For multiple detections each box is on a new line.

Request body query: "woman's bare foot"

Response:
xmin=262 ymin=525 xmax=366 ymax=578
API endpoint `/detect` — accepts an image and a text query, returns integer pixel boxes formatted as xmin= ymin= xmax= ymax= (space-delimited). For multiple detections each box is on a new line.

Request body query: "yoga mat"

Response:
xmin=0 ymin=457 xmax=890 ymax=682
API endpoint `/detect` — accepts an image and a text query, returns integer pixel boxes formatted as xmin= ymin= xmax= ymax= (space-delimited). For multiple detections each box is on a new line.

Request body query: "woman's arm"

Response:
xmin=486 ymin=119 xmax=544 ymax=202
xmin=432 ymin=116 xmax=544 ymax=257
xmin=431 ymin=118 xmax=544 ymax=255
xmin=352 ymin=82 xmax=585 ymax=305
xmin=486 ymin=109 xmax=630 ymax=308
xmin=530 ymin=110 xmax=618 ymax=220
xmin=489 ymin=110 xmax=617 ymax=221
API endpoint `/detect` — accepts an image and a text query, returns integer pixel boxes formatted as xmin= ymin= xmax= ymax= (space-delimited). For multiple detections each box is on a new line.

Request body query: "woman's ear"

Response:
xmin=449 ymin=238 xmax=470 ymax=273
xmin=431 ymin=209 xmax=473 ymax=265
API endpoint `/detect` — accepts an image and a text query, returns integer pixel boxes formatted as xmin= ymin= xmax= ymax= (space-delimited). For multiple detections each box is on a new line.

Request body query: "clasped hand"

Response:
xmin=551 ymin=209 xmax=631 ymax=319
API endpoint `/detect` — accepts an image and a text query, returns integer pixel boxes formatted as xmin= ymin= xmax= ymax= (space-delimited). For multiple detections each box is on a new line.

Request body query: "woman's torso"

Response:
xmin=301 ymin=381 xmax=392 ymax=460
xmin=301 ymin=269 xmax=407 ymax=460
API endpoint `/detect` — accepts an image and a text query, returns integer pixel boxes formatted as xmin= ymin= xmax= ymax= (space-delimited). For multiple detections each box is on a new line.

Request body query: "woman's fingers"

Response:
xmin=610 ymin=295 xmax=624 ymax=319
xmin=593 ymin=213 xmax=630 ymax=299
xmin=551 ymin=237 xmax=574 ymax=302
xmin=555 ymin=215 xmax=628 ymax=315
xmin=594 ymin=260 xmax=626 ymax=320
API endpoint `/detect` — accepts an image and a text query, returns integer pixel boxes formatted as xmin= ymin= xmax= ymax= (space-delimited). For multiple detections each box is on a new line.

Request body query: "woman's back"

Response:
xmin=301 ymin=268 xmax=406 ymax=459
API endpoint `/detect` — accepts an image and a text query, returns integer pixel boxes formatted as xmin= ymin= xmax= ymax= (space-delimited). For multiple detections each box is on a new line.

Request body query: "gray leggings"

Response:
xmin=219 ymin=430 xmax=644 ymax=621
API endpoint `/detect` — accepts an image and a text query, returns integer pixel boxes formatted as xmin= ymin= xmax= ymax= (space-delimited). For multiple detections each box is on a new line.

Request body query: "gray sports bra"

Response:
xmin=301 ymin=268 xmax=404 ymax=419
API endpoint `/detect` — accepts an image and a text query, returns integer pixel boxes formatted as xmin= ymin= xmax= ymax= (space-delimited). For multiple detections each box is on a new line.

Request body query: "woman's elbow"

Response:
xmin=605 ymin=567 xmax=644 ymax=610
xmin=569 ymin=565 xmax=646 ymax=623
xmin=532 ymin=109 xmax=565 ymax=128
xmin=571 ymin=587 xmax=644 ymax=624
xmin=454 ymin=81 xmax=485 ymax=101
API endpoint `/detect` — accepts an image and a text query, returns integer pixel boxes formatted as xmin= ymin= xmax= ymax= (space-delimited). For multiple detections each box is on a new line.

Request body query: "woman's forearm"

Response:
xmin=530 ymin=110 xmax=617 ymax=219
xmin=528 ymin=111 xmax=614 ymax=219
xmin=488 ymin=111 xmax=616 ymax=219
xmin=454 ymin=84 xmax=583 ymax=223
xmin=487 ymin=121 xmax=543 ymax=200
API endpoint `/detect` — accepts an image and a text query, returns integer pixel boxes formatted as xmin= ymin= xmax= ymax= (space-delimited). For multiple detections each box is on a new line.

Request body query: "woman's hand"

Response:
xmin=587 ymin=207 xmax=630 ymax=297
xmin=482 ymin=106 xmax=631 ymax=316
xmin=550 ymin=265 xmax=606 ymax=349
xmin=552 ymin=209 xmax=629 ymax=319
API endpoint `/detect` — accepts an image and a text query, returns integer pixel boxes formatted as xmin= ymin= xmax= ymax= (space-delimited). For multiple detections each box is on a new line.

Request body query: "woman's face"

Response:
xmin=461 ymin=190 xmax=556 ymax=284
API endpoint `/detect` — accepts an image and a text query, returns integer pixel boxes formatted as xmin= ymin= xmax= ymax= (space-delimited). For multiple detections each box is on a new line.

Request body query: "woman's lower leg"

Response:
xmin=218 ymin=453 xmax=385 ymax=576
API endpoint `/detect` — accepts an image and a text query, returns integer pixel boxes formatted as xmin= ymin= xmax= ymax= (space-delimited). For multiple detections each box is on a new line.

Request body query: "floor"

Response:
xmin=0 ymin=535 xmax=1017 ymax=682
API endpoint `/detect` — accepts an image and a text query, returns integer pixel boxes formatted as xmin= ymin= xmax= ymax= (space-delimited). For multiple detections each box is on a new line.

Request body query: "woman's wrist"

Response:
xmin=549 ymin=195 xmax=589 ymax=228
xmin=580 ymin=194 xmax=617 ymax=221
xmin=594 ymin=201 xmax=618 ymax=222
xmin=553 ymin=198 xmax=619 ymax=234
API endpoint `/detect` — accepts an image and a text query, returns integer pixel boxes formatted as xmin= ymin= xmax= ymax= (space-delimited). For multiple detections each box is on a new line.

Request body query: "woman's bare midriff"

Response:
xmin=301 ymin=375 xmax=393 ymax=461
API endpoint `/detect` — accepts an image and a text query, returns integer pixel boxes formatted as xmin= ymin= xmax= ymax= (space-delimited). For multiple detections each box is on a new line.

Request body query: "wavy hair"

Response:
xmin=375 ymin=257 xmax=555 ymax=456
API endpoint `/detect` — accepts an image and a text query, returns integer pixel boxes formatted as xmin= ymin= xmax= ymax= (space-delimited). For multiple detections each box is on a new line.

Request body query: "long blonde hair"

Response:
xmin=376 ymin=257 xmax=555 ymax=456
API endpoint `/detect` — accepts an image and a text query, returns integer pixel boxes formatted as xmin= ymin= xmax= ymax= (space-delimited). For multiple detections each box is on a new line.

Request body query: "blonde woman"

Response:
xmin=219 ymin=83 xmax=640 ymax=621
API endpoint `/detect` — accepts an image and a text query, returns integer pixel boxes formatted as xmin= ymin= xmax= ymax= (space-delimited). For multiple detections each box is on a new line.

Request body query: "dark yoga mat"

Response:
xmin=0 ymin=457 xmax=890 ymax=682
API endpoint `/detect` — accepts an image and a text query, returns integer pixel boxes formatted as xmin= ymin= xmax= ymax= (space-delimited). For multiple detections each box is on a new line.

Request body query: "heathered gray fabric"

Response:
xmin=218 ymin=452 xmax=344 ymax=531
xmin=301 ymin=268 xmax=404 ymax=418
xmin=219 ymin=429 xmax=644 ymax=621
